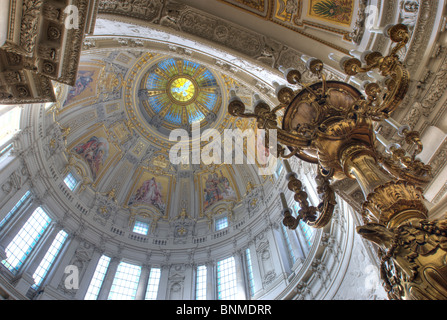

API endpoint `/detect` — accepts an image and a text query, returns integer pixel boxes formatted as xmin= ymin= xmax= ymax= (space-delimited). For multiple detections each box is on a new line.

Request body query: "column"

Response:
xmin=270 ymin=225 xmax=288 ymax=275
xmin=135 ymin=264 xmax=150 ymax=300
xmin=205 ymin=261 xmax=215 ymax=300
xmin=233 ymin=250 xmax=247 ymax=300
xmin=156 ymin=265 xmax=169 ymax=300
xmin=75 ymin=248 xmax=103 ymax=300
xmin=183 ymin=263 xmax=193 ymax=300
xmin=97 ymin=256 xmax=120 ymax=300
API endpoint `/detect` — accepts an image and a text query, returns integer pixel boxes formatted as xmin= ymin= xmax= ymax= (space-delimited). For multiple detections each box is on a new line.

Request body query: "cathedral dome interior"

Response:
xmin=1 ymin=0 xmax=447 ymax=303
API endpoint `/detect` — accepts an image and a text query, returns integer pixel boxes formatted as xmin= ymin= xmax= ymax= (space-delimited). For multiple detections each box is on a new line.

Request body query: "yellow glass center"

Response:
xmin=170 ymin=78 xmax=196 ymax=103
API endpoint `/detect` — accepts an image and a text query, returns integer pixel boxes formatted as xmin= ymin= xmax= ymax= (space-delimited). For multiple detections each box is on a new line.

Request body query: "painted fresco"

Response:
xmin=70 ymin=125 xmax=121 ymax=182
xmin=219 ymin=0 xmax=356 ymax=33
xmin=64 ymin=68 xmax=99 ymax=106
xmin=308 ymin=0 xmax=355 ymax=26
xmin=202 ymin=168 xmax=237 ymax=211
xmin=273 ymin=0 xmax=302 ymax=23
xmin=128 ymin=169 xmax=171 ymax=214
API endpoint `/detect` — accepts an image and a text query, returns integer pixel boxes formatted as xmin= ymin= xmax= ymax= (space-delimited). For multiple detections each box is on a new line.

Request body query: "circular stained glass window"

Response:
xmin=140 ymin=58 xmax=221 ymax=130
xmin=169 ymin=77 xmax=196 ymax=103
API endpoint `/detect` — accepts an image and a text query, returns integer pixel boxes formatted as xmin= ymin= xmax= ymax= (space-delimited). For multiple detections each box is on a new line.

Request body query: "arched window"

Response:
xmin=274 ymin=160 xmax=284 ymax=180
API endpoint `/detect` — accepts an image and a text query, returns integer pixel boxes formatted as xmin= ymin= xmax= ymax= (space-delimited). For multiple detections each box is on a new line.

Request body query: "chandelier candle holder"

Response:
xmin=228 ymin=24 xmax=447 ymax=300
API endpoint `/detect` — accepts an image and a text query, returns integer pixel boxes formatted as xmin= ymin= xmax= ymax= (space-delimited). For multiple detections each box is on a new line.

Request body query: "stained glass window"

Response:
xmin=170 ymin=77 xmax=196 ymax=103
xmin=141 ymin=58 xmax=220 ymax=130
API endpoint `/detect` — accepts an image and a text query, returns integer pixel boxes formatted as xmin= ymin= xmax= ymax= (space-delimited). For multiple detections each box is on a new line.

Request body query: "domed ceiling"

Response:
xmin=51 ymin=44 xmax=276 ymax=227
xmin=126 ymin=54 xmax=225 ymax=144
xmin=140 ymin=57 xmax=221 ymax=131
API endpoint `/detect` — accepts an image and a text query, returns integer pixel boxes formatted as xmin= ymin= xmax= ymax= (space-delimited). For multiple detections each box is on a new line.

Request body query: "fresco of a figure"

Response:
xmin=73 ymin=136 xmax=109 ymax=180
xmin=64 ymin=70 xmax=95 ymax=106
xmin=129 ymin=177 xmax=166 ymax=212
xmin=203 ymin=171 xmax=237 ymax=210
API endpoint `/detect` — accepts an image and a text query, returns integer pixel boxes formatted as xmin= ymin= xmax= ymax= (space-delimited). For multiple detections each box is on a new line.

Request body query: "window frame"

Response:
xmin=1 ymin=206 xmax=52 ymax=274
xmin=108 ymin=261 xmax=142 ymax=300
xmin=145 ymin=267 xmax=161 ymax=300
xmin=215 ymin=215 xmax=229 ymax=232
xmin=84 ymin=255 xmax=112 ymax=300
xmin=63 ymin=172 xmax=80 ymax=192
xmin=0 ymin=190 xmax=32 ymax=231
xmin=216 ymin=256 xmax=238 ymax=300
xmin=245 ymin=248 xmax=256 ymax=297
xmin=132 ymin=220 xmax=150 ymax=236
xmin=31 ymin=229 xmax=69 ymax=289
xmin=195 ymin=264 xmax=207 ymax=300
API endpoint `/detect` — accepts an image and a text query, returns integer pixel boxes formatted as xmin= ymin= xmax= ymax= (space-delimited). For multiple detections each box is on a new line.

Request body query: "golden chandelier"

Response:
xmin=228 ymin=24 xmax=447 ymax=300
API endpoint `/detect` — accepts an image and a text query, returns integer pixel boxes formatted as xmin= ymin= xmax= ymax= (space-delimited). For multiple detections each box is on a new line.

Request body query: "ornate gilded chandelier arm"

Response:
xmin=378 ymin=144 xmax=432 ymax=186
xmin=228 ymin=96 xmax=310 ymax=149
xmin=281 ymin=161 xmax=336 ymax=230
xmin=340 ymin=24 xmax=411 ymax=115
xmin=403 ymin=130 xmax=424 ymax=159
xmin=278 ymin=146 xmax=301 ymax=159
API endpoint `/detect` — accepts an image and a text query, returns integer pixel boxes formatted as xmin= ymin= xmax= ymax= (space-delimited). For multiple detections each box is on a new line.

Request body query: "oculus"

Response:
xmin=140 ymin=58 xmax=222 ymax=131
